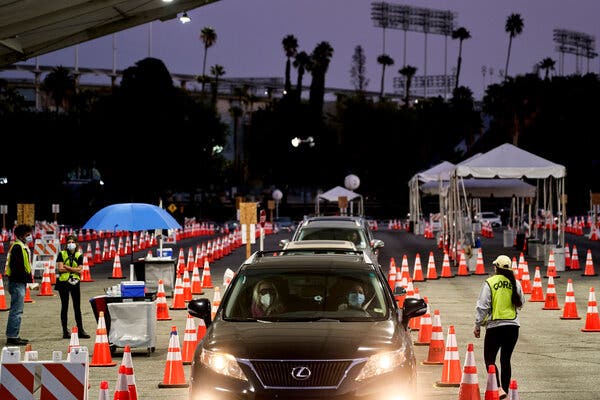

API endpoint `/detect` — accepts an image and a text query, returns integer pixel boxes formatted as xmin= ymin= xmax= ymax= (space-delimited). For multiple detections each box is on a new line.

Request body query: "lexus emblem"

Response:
xmin=291 ymin=366 xmax=311 ymax=380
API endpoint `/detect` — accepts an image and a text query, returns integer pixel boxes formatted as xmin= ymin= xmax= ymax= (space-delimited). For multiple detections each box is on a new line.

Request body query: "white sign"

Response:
xmin=241 ymin=224 xmax=256 ymax=244
xmin=52 ymin=204 xmax=60 ymax=213
xmin=0 ymin=205 xmax=7 ymax=214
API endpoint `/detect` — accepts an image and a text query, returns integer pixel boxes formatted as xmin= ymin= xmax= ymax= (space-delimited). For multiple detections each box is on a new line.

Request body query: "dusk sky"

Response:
xmin=3 ymin=0 xmax=600 ymax=99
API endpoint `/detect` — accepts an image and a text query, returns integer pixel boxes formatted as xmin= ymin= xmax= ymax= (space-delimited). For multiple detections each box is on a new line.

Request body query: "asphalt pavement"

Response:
xmin=1 ymin=226 xmax=599 ymax=399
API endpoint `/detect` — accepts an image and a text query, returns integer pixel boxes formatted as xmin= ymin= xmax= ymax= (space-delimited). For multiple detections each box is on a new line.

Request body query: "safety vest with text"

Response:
xmin=485 ymin=274 xmax=517 ymax=320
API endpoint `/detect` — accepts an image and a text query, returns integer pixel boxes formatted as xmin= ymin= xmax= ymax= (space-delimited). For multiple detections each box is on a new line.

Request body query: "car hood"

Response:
xmin=202 ymin=320 xmax=403 ymax=359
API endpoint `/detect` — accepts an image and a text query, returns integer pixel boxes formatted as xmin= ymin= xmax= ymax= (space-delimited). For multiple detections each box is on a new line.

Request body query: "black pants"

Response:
xmin=484 ymin=325 xmax=519 ymax=393
xmin=56 ymin=280 xmax=84 ymax=333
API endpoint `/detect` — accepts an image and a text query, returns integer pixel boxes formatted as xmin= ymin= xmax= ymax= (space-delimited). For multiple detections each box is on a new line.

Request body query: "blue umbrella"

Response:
xmin=82 ymin=203 xmax=181 ymax=232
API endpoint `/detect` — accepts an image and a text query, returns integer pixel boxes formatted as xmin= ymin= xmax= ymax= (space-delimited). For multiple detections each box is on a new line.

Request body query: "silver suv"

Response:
xmin=280 ymin=216 xmax=384 ymax=266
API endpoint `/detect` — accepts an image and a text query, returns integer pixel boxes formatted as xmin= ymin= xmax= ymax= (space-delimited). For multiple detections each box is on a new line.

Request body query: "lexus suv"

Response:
xmin=187 ymin=250 xmax=426 ymax=400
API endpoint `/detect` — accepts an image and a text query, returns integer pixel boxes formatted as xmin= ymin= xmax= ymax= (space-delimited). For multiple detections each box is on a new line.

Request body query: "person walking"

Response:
xmin=4 ymin=224 xmax=33 ymax=345
xmin=473 ymin=254 xmax=525 ymax=399
xmin=55 ymin=235 xmax=90 ymax=339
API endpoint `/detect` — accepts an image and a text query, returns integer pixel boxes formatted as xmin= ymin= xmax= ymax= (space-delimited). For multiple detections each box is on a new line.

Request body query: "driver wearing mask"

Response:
xmin=338 ymin=284 xmax=366 ymax=311
xmin=251 ymin=280 xmax=285 ymax=317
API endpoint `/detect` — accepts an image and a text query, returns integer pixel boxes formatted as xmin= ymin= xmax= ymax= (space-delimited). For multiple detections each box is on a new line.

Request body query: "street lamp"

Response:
xmin=272 ymin=189 xmax=283 ymax=219
xmin=291 ymin=136 xmax=315 ymax=147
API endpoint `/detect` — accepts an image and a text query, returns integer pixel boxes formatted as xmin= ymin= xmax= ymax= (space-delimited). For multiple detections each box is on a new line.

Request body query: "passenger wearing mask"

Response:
xmin=338 ymin=283 xmax=367 ymax=311
xmin=251 ymin=280 xmax=284 ymax=317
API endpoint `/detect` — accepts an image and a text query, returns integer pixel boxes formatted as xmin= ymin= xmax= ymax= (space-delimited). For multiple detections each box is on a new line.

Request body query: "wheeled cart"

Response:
xmin=107 ymin=301 xmax=157 ymax=356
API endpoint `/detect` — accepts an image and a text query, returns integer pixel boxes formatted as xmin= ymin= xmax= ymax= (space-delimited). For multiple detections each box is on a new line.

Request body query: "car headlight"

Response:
xmin=200 ymin=348 xmax=248 ymax=381
xmin=355 ymin=348 xmax=407 ymax=381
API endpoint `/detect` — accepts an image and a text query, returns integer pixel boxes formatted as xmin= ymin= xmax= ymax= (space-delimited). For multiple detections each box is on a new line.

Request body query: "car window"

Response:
xmin=296 ymin=228 xmax=367 ymax=248
xmin=223 ymin=269 xmax=388 ymax=321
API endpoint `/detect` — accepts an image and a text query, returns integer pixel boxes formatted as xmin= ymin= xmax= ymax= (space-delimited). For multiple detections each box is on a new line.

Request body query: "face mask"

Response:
xmin=260 ymin=293 xmax=272 ymax=308
xmin=67 ymin=243 xmax=77 ymax=251
xmin=25 ymin=234 xmax=33 ymax=243
xmin=348 ymin=292 xmax=365 ymax=308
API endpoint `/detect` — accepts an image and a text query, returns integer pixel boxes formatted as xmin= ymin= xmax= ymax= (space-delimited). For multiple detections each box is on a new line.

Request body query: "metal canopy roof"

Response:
xmin=0 ymin=0 xmax=220 ymax=66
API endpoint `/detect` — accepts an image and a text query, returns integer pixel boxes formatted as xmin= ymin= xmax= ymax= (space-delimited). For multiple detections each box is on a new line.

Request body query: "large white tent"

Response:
xmin=316 ymin=186 xmax=364 ymax=216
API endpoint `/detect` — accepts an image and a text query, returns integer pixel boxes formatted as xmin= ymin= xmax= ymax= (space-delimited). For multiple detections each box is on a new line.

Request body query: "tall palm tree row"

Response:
xmin=504 ymin=13 xmax=524 ymax=80
xmin=200 ymin=27 xmax=217 ymax=93
xmin=399 ymin=65 xmax=417 ymax=108
xmin=293 ymin=51 xmax=311 ymax=101
xmin=452 ymin=27 xmax=471 ymax=90
xmin=376 ymin=54 xmax=394 ymax=99
xmin=282 ymin=34 xmax=299 ymax=96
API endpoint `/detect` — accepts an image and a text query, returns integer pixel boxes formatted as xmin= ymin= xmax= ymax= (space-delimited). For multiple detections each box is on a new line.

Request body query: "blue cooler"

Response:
xmin=156 ymin=248 xmax=173 ymax=258
xmin=120 ymin=281 xmax=146 ymax=298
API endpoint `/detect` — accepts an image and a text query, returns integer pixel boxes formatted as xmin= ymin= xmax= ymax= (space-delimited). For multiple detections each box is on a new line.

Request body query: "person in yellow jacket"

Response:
xmin=4 ymin=224 xmax=33 ymax=346
xmin=56 ymin=235 xmax=90 ymax=339
xmin=474 ymin=255 xmax=525 ymax=399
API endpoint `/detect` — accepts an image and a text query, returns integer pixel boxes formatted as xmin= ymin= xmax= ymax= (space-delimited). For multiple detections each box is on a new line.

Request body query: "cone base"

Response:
xmin=581 ymin=273 xmax=598 ymax=277
xmin=544 ymin=275 xmax=560 ymax=279
xmin=426 ymin=276 xmax=440 ymax=280
xmin=422 ymin=360 xmax=443 ymax=365
xmin=157 ymin=317 xmax=172 ymax=321
xmin=90 ymin=362 xmax=117 ymax=367
xmin=414 ymin=341 xmax=431 ymax=346
xmin=158 ymin=383 xmax=189 ymax=388
xmin=435 ymin=381 xmax=461 ymax=387
xmin=108 ymin=276 xmax=124 ymax=279
xmin=37 ymin=293 xmax=55 ymax=296
xmin=0 ymin=308 xmax=9 ymax=312
xmin=542 ymin=306 xmax=561 ymax=310
xmin=560 ymin=316 xmax=581 ymax=320
xmin=581 ymin=328 xmax=600 ymax=332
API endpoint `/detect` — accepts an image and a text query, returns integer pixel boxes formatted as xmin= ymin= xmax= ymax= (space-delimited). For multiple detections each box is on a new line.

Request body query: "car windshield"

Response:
xmin=223 ymin=268 xmax=389 ymax=322
xmin=295 ymin=227 xmax=367 ymax=248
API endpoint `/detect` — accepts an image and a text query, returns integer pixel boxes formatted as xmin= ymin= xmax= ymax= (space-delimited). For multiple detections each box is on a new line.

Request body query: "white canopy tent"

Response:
xmin=316 ymin=186 xmax=364 ymax=216
xmin=408 ymin=161 xmax=455 ymax=226
xmin=421 ymin=178 xmax=536 ymax=197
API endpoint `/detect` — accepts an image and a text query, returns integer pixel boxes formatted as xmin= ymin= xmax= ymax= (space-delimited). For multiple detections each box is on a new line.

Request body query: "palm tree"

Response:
xmin=200 ymin=27 xmax=217 ymax=93
xmin=293 ymin=51 xmax=311 ymax=101
xmin=399 ymin=65 xmax=417 ymax=108
xmin=539 ymin=57 xmax=555 ymax=80
xmin=452 ymin=27 xmax=471 ymax=90
xmin=42 ymin=66 xmax=75 ymax=113
xmin=376 ymin=54 xmax=394 ymax=99
xmin=308 ymin=41 xmax=334 ymax=115
xmin=210 ymin=64 xmax=225 ymax=106
xmin=282 ymin=34 xmax=298 ymax=95
xmin=504 ymin=13 xmax=524 ymax=80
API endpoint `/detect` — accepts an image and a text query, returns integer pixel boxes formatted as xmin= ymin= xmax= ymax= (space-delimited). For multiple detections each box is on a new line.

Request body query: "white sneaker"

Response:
xmin=498 ymin=387 xmax=508 ymax=399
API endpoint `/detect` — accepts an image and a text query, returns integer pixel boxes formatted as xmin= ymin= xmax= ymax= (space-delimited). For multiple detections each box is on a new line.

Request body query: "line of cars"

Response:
xmin=187 ymin=215 xmax=427 ymax=400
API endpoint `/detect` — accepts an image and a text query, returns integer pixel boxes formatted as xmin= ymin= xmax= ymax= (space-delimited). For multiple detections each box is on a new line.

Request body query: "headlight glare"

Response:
xmin=355 ymin=348 xmax=407 ymax=381
xmin=200 ymin=349 xmax=248 ymax=381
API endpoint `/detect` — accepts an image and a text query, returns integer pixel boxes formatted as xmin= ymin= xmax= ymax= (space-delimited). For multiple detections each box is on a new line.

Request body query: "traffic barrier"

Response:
xmin=201 ymin=259 xmax=214 ymax=289
xmin=181 ymin=314 xmax=198 ymax=365
xmin=508 ymin=379 xmax=520 ymax=400
xmin=170 ymin=274 xmax=186 ymax=310
xmin=440 ymin=251 xmax=454 ymax=278
xmin=120 ymin=345 xmax=138 ymax=400
xmin=0 ymin=274 xmax=8 ymax=311
xmin=158 ymin=326 xmax=189 ymax=388
xmin=484 ymin=364 xmax=500 ymax=400
xmin=582 ymin=249 xmax=597 ymax=277
xmin=413 ymin=253 xmax=425 ymax=281
xmin=542 ymin=276 xmax=560 ymax=310
xmin=529 ymin=267 xmax=545 ymax=302
xmin=427 ymin=251 xmax=439 ymax=280
xmin=581 ymin=287 xmax=600 ymax=332
xmin=90 ymin=311 xmax=117 ymax=367
xmin=560 ymin=279 xmax=581 ymax=320
xmin=422 ymin=309 xmax=444 ymax=365
xmin=156 ymin=279 xmax=172 ymax=320
xmin=457 ymin=343 xmax=481 ymax=400
xmin=435 ymin=325 xmax=462 ymax=387
xmin=109 ymin=254 xmax=124 ymax=279
xmin=414 ymin=297 xmax=431 ymax=346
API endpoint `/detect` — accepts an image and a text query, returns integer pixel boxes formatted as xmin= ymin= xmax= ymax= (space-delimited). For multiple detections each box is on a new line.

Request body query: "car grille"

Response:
xmin=247 ymin=359 xmax=357 ymax=389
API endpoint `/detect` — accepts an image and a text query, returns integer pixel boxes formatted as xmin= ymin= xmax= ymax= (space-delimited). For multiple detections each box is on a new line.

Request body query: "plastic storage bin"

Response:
xmin=107 ymin=301 xmax=156 ymax=355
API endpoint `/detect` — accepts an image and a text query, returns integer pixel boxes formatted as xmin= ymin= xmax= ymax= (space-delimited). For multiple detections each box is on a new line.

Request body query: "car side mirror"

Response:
xmin=371 ymin=239 xmax=384 ymax=249
xmin=187 ymin=298 xmax=212 ymax=328
xmin=402 ymin=297 xmax=427 ymax=325
xmin=278 ymin=239 xmax=289 ymax=248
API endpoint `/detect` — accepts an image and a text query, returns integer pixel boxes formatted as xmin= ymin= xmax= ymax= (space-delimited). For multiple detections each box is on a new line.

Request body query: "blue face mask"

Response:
xmin=348 ymin=292 xmax=365 ymax=308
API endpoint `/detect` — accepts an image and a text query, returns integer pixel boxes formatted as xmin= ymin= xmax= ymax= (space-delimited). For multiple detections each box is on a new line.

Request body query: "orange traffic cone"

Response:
xmin=544 ymin=250 xmax=559 ymax=279
xmin=400 ymin=255 xmax=410 ymax=281
xmin=413 ymin=253 xmax=425 ymax=281
xmin=0 ymin=274 xmax=9 ymax=311
xmin=560 ymin=279 xmax=581 ymax=320
xmin=408 ymin=287 xmax=422 ymax=331
xmin=38 ymin=264 xmax=55 ymax=296
xmin=211 ymin=287 xmax=222 ymax=320
xmin=191 ymin=263 xmax=204 ymax=295
xmin=388 ymin=257 xmax=397 ymax=289
xmin=109 ymin=254 xmax=124 ymax=279
xmin=484 ymin=364 xmax=500 ymax=400
xmin=47 ymin=261 xmax=57 ymax=285
xmin=186 ymin=247 xmax=195 ymax=272
xmin=181 ymin=314 xmax=198 ymax=365
xmin=197 ymin=317 xmax=207 ymax=342
xmin=170 ymin=274 xmax=186 ymax=310
xmin=520 ymin=261 xmax=532 ymax=294
xmin=570 ymin=245 xmax=580 ymax=270
xmin=80 ymin=256 xmax=94 ymax=282
xmin=176 ymin=248 xmax=186 ymax=275
xmin=90 ymin=311 xmax=117 ymax=367
xmin=182 ymin=270 xmax=192 ymax=302
xmin=426 ymin=251 xmax=439 ymax=280
xmin=201 ymin=259 xmax=214 ymax=289
xmin=435 ymin=325 xmax=462 ymax=387
xmin=508 ymin=379 xmax=519 ymax=400
xmin=94 ymin=241 xmax=103 ymax=264
xmin=422 ymin=309 xmax=444 ymax=365
xmin=565 ymin=243 xmax=571 ymax=269
xmin=457 ymin=343 xmax=481 ymax=400
xmin=68 ymin=326 xmax=80 ymax=358
xmin=156 ymin=279 xmax=172 ymax=320
xmin=158 ymin=326 xmax=189 ymax=388
xmin=440 ymin=251 xmax=454 ymax=278
xmin=414 ymin=297 xmax=432 ymax=346
xmin=98 ymin=380 xmax=110 ymax=400
xmin=474 ymin=248 xmax=487 ymax=275
xmin=120 ymin=345 xmax=138 ymax=400
xmin=24 ymin=283 xmax=34 ymax=303
xmin=542 ymin=276 xmax=560 ymax=310
xmin=114 ymin=365 xmax=130 ymax=400
xmin=529 ymin=267 xmax=545 ymax=302
xmin=581 ymin=287 xmax=600 ymax=332
xmin=582 ymin=249 xmax=597 ymax=277
xmin=457 ymin=250 xmax=470 ymax=276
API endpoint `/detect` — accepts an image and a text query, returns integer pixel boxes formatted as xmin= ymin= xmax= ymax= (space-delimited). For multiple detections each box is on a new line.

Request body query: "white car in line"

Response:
xmin=475 ymin=211 xmax=503 ymax=228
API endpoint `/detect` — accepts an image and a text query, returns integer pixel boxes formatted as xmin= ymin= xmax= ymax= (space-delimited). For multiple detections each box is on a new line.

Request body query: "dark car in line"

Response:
xmin=187 ymin=250 xmax=426 ymax=400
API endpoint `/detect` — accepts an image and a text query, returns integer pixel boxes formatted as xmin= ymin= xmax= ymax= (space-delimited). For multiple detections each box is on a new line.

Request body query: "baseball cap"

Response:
xmin=492 ymin=255 xmax=512 ymax=269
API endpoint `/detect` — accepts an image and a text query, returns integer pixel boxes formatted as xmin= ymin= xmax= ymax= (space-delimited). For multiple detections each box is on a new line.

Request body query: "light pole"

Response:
xmin=291 ymin=136 xmax=315 ymax=148
xmin=272 ymin=189 xmax=283 ymax=219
